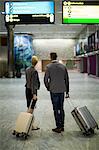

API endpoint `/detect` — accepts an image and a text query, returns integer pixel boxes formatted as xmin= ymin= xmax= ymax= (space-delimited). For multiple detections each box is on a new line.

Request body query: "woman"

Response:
xmin=25 ymin=55 xmax=40 ymax=129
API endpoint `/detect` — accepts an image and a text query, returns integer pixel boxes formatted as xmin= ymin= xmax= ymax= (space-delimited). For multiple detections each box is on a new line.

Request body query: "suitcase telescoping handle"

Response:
xmin=29 ymin=100 xmax=33 ymax=109
xmin=28 ymin=99 xmax=37 ymax=113
xmin=65 ymin=97 xmax=76 ymax=110
xmin=27 ymin=99 xmax=34 ymax=114
xmin=29 ymin=99 xmax=37 ymax=108
xmin=27 ymin=100 xmax=34 ymax=114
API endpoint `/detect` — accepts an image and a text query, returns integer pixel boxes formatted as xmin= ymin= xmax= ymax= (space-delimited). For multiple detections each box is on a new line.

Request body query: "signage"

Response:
xmin=62 ymin=1 xmax=99 ymax=24
xmin=5 ymin=1 xmax=55 ymax=24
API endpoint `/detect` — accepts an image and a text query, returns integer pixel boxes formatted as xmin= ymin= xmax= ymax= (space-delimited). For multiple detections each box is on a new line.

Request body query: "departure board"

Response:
xmin=62 ymin=1 xmax=99 ymax=24
xmin=4 ymin=1 xmax=55 ymax=24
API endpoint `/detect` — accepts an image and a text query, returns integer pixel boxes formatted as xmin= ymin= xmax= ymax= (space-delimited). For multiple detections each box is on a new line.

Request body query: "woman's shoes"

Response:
xmin=32 ymin=126 xmax=40 ymax=130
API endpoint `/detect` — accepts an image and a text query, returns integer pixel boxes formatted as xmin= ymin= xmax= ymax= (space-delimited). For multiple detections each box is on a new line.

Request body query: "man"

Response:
xmin=44 ymin=52 xmax=69 ymax=133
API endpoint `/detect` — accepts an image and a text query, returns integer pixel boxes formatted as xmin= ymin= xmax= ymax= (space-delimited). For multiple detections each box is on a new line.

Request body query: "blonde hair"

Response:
xmin=31 ymin=55 xmax=38 ymax=66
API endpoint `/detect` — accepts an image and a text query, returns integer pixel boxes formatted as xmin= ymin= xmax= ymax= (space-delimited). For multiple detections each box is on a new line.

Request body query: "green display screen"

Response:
xmin=62 ymin=1 xmax=99 ymax=24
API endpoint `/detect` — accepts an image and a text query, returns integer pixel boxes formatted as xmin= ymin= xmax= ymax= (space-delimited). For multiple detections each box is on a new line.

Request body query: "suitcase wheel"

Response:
xmin=20 ymin=133 xmax=28 ymax=139
xmin=21 ymin=132 xmax=25 ymax=137
xmin=12 ymin=130 xmax=20 ymax=137
xmin=83 ymin=132 xmax=90 ymax=136
xmin=24 ymin=135 xmax=28 ymax=140
xmin=22 ymin=133 xmax=28 ymax=139
xmin=16 ymin=133 xmax=20 ymax=137
xmin=83 ymin=128 xmax=94 ymax=136
xmin=12 ymin=130 xmax=16 ymax=135
xmin=89 ymin=128 xmax=94 ymax=134
xmin=97 ymin=126 xmax=99 ymax=130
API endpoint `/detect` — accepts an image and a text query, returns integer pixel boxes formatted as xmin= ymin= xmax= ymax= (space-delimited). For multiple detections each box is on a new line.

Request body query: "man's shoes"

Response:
xmin=61 ymin=127 xmax=64 ymax=132
xmin=52 ymin=128 xmax=61 ymax=133
xmin=52 ymin=127 xmax=64 ymax=133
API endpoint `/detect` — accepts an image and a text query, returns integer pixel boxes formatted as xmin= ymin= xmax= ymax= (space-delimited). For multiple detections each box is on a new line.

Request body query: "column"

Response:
xmin=6 ymin=24 xmax=15 ymax=78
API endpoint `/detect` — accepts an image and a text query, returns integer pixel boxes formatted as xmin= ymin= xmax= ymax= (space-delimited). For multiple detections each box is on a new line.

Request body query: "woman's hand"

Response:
xmin=33 ymin=94 xmax=37 ymax=100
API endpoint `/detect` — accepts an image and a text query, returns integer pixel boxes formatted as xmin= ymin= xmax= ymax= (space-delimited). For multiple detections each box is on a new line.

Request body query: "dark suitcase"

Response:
xmin=71 ymin=106 xmax=99 ymax=135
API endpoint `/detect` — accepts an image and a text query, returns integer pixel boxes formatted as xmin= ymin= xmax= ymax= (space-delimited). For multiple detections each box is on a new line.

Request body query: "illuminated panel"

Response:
xmin=62 ymin=1 xmax=99 ymax=24
xmin=4 ymin=1 xmax=55 ymax=24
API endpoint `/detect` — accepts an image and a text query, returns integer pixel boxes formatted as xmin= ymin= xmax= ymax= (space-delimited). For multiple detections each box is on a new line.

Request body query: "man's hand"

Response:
xmin=65 ymin=93 xmax=69 ymax=98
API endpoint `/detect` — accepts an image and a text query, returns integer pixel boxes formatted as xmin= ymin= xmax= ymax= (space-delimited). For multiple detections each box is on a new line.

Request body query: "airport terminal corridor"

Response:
xmin=0 ymin=71 xmax=99 ymax=150
xmin=0 ymin=0 xmax=99 ymax=149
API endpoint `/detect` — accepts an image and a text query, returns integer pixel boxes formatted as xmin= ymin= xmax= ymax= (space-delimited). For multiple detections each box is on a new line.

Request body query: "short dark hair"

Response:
xmin=50 ymin=52 xmax=57 ymax=60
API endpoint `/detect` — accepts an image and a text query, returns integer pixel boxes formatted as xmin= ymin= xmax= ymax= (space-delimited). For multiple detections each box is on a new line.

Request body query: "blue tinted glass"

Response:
xmin=5 ymin=1 xmax=54 ymax=14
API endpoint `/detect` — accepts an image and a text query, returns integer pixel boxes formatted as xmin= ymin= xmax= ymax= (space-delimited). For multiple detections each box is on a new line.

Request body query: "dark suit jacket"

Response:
xmin=25 ymin=66 xmax=40 ymax=94
xmin=44 ymin=60 xmax=69 ymax=93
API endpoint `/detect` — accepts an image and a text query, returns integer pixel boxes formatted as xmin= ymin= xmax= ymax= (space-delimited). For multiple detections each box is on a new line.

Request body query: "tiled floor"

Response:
xmin=0 ymin=71 xmax=99 ymax=150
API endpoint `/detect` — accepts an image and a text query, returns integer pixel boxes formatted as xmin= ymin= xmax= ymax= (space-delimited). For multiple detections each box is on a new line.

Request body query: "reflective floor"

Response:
xmin=0 ymin=71 xmax=99 ymax=150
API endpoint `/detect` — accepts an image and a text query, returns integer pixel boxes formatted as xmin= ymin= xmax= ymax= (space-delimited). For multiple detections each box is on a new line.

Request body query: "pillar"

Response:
xmin=6 ymin=24 xmax=15 ymax=78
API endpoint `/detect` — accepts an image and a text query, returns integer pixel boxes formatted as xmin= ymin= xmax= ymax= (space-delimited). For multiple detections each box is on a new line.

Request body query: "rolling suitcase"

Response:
xmin=12 ymin=101 xmax=34 ymax=139
xmin=71 ymin=106 xmax=99 ymax=135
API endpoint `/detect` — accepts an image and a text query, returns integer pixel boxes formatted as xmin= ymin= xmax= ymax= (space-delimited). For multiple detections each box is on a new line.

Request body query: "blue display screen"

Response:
xmin=5 ymin=1 xmax=54 ymax=14
xmin=4 ymin=1 xmax=55 ymax=24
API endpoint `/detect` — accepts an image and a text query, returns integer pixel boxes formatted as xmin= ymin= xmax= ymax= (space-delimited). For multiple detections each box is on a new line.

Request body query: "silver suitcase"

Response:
xmin=71 ymin=106 xmax=99 ymax=135
xmin=12 ymin=112 xmax=34 ymax=139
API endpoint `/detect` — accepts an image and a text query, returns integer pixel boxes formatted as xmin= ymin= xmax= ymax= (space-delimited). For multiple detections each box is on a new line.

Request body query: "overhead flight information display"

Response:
xmin=4 ymin=1 xmax=55 ymax=24
xmin=62 ymin=1 xmax=99 ymax=24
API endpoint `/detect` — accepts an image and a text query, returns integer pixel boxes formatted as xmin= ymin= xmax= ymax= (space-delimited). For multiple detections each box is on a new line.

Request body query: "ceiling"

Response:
xmin=0 ymin=0 xmax=99 ymax=39
xmin=15 ymin=24 xmax=87 ymax=39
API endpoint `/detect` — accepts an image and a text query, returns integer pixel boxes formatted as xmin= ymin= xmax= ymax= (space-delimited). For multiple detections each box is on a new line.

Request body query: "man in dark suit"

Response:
xmin=44 ymin=52 xmax=69 ymax=133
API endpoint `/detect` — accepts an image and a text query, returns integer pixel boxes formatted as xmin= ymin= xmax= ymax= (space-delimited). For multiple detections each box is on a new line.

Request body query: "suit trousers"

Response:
xmin=50 ymin=92 xmax=65 ymax=128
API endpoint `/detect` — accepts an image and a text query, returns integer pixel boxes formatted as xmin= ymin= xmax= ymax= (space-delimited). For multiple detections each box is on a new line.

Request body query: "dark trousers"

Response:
xmin=50 ymin=92 xmax=65 ymax=128
xmin=25 ymin=87 xmax=37 ymax=109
